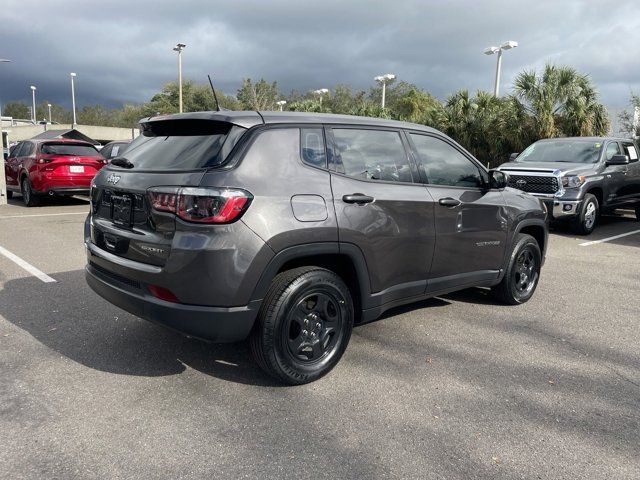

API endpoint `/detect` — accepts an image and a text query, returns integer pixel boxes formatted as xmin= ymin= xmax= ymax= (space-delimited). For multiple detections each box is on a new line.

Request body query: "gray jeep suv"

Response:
xmin=498 ymin=137 xmax=640 ymax=234
xmin=85 ymin=111 xmax=547 ymax=384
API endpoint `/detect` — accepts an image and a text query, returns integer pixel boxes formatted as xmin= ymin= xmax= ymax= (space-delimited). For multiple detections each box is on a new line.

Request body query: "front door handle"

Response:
xmin=343 ymin=193 xmax=374 ymax=205
xmin=438 ymin=197 xmax=461 ymax=207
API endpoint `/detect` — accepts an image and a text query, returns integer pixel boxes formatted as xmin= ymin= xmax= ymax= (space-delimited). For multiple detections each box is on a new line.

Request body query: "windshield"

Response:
xmin=41 ymin=143 xmax=99 ymax=156
xmin=117 ymin=120 xmax=245 ymax=170
xmin=517 ymin=140 xmax=603 ymax=164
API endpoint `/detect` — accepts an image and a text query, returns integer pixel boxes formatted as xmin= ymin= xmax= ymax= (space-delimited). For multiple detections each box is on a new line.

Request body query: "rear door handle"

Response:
xmin=343 ymin=193 xmax=374 ymax=205
xmin=438 ymin=197 xmax=461 ymax=207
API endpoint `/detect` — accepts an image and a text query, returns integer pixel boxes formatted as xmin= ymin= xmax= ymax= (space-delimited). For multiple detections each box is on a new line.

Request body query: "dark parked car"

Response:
xmin=99 ymin=140 xmax=132 ymax=161
xmin=4 ymin=138 xmax=106 ymax=206
xmin=85 ymin=111 xmax=547 ymax=384
xmin=498 ymin=137 xmax=640 ymax=234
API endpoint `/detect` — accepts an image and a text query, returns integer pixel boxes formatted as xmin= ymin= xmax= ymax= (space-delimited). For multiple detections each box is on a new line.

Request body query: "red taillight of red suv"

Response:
xmin=147 ymin=187 xmax=252 ymax=224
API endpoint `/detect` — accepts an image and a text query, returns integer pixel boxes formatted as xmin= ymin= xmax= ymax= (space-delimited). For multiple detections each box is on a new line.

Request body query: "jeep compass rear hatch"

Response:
xmin=89 ymin=118 xmax=248 ymax=267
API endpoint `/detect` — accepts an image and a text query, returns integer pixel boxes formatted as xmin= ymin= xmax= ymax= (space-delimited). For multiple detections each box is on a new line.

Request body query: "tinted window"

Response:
xmin=10 ymin=143 xmax=22 ymax=157
xmin=604 ymin=142 xmax=621 ymax=161
xmin=301 ymin=128 xmax=326 ymax=168
xmin=122 ymin=120 xmax=245 ymax=170
xmin=22 ymin=142 xmax=35 ymax=156
xmin=332 ymin=128 xmax=412 ymax=182
xmin=41 ymin=143 xmax=99 ymax=156
xmin=99 ymin=144 xmax=113 ymax=159
xmin=410 ymin=134 xmax=483 ymax=188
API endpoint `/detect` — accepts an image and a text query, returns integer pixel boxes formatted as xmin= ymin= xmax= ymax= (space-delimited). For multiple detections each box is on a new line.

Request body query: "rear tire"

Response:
xmin=250 ymin=266 xmax=354 ymax=385
xmin=492 ymin=234 xmax=541 ymax=305
xmin=572 ymin=193 xmax=598 ymax=235
xmin=6 ymin=190 xmax=12 ymax=199
xmin=21 ymin=177 xmax=40 ymax=207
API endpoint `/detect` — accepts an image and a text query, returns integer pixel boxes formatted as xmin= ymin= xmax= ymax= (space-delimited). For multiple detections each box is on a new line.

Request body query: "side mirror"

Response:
xmin=489 ymin=169 xmax=508 ymax=189
xmin=509 ymin=152 xmax=519 ymax=161
xmin=607 ymin=154 xmax=630 ymax=166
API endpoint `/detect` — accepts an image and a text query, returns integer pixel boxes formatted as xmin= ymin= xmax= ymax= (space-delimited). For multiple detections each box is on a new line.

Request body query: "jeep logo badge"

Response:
xmin=516 ymin=179 xmax=527 ymax=188
xmin=106 ymin=173 xmax=121 ymax=185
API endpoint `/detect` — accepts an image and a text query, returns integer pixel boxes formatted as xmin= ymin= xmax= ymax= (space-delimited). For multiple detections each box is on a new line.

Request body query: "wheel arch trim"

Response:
xmin=250 ymin=242 xmax=373 ymax=309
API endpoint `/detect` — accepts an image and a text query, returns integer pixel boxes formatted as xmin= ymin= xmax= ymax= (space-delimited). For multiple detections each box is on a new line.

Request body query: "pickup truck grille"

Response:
xmin=506 ymin=174 xmax=559 ymax=195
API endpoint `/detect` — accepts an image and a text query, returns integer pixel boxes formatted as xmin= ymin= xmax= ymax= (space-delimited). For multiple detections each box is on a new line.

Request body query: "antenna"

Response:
xmin=208 ymin=75 xmax=221 ymax=111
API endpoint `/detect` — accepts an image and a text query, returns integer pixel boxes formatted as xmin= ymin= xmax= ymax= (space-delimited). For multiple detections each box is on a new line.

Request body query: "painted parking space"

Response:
xmin=0 ymin=199 xmax=639 ymax=480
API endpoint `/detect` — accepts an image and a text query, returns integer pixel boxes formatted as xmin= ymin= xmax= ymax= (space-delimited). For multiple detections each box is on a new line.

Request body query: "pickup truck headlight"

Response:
xmin=562 ymin=175 xmax=586 ymax=188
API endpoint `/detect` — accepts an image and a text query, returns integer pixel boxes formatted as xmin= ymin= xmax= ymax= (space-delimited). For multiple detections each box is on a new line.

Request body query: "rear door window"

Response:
xmin=41 ymin=143 xmax=99 ymax=156
xmin=123 ymin=120 xmax=246 ymax=170
xmin=330 ymin=128 xmax=413 ymax=183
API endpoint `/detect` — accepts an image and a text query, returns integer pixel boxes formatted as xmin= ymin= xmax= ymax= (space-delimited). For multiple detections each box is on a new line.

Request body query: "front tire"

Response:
xmin=250 ymin=266 xmax=354 ymax=385
xmin=492 ymin=233 xmax=542 ymax=305
xmin=572 ymin=193 xmax=598 ymax=235
xmin=21 ymin=177 xmax=40 ymax=207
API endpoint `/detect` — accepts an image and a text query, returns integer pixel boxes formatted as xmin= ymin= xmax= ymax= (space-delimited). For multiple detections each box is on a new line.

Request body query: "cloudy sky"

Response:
xmin=1 ymin=0 xmax=639 ymax=111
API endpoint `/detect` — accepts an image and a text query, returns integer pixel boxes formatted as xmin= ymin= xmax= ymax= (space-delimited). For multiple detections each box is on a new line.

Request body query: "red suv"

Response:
xmin=4 ymin=139 xmax=106 ymax=206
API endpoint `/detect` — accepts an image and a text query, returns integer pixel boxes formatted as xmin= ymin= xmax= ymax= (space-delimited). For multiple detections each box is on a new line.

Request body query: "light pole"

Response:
xmin=313 ymin=88 xmax=329 ymax=106
xmin=374 ymin=73 xmax=396 ymax=109
xmin=173 ymin=43 xmax=186 ymax=113
xmin=30 ymin=86 xmax=36 ymax=123
xmin=483 ymin=41 xmax=518 ymax=97
xmin=1 ymin=59 xmax=11 ymax=206
xmin=47 ymin=103 xmax=52 ymax=123
xmin=276 ymin=100 xmax=287 ymax=111
xmin=70 ymin=73 xmax=77 ymax=126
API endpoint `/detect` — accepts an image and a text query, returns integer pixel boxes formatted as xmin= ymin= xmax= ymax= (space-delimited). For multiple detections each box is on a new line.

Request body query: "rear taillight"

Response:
xmin=147 ymin=187 xmax=252 ymax=224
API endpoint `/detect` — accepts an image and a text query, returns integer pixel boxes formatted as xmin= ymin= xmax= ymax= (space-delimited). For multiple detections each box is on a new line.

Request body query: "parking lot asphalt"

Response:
xmin=1 ymin=196 xmax=639 ymax=480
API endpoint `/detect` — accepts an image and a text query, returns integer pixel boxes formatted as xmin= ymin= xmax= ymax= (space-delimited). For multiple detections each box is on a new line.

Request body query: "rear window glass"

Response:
xmin=41 ymin=143 xmax=98 ymax=156
xmin=122 ymin=119 xmax=245 ymax=170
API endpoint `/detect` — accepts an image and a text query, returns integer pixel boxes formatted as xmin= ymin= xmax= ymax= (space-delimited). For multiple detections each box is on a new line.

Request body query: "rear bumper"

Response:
xmin=85 ymin=261 xmax=260 ymax=343
xmin=45 ymin=187 xmax=90 ymax=196
xmin=33 ymin=173 xmax=95 ymax=194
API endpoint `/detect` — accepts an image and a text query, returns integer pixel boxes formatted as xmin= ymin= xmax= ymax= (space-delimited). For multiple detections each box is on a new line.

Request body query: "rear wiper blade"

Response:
xmin=110 ymin=157 xmax=134 ymax=169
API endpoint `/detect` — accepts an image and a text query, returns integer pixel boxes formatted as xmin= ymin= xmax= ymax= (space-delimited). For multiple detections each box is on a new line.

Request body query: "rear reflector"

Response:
xmin=148 ymin=187 xmax=252 ymax=224
xmin=148 ymin=284 xmax=180 ymax=303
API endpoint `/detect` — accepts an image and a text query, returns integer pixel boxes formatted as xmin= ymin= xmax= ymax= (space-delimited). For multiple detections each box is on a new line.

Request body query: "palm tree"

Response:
xmin=513 ymin=64 xmax=609 ymax=139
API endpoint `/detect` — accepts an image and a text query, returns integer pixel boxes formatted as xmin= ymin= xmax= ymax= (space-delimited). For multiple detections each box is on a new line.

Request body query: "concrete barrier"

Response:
xmin=2 ymin=124 xmax=139 ymax=144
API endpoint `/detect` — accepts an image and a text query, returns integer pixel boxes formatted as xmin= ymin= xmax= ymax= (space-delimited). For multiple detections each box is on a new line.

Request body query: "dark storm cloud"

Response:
xmin=1 ymin=0 xmax=639 ymax=110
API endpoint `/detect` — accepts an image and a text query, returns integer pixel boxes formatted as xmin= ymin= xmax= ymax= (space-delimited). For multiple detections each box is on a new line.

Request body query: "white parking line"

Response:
xmin=579 ymin=229 xmax=640 ymax=246
xmin=0 ymin=245 xmax=56 ymax=283
xmin=0 ymin=212 xmax=87 ymax=219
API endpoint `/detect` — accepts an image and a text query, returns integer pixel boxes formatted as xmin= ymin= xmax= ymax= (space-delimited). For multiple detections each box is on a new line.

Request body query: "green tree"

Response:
xmin=392 ymin=86 xmax=444 ymax=127
xmin=77 ymin=104 xmax=119 ymax=126
xmin=2 ymin=101 xmax=30 ymax=119
xmin=618 ymin=93 xmax=640 ymax=137
xmin=237 ymin=78 xmax=280 ymax=110
xmin=513 ymin=64 xmax=609 ymax=138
